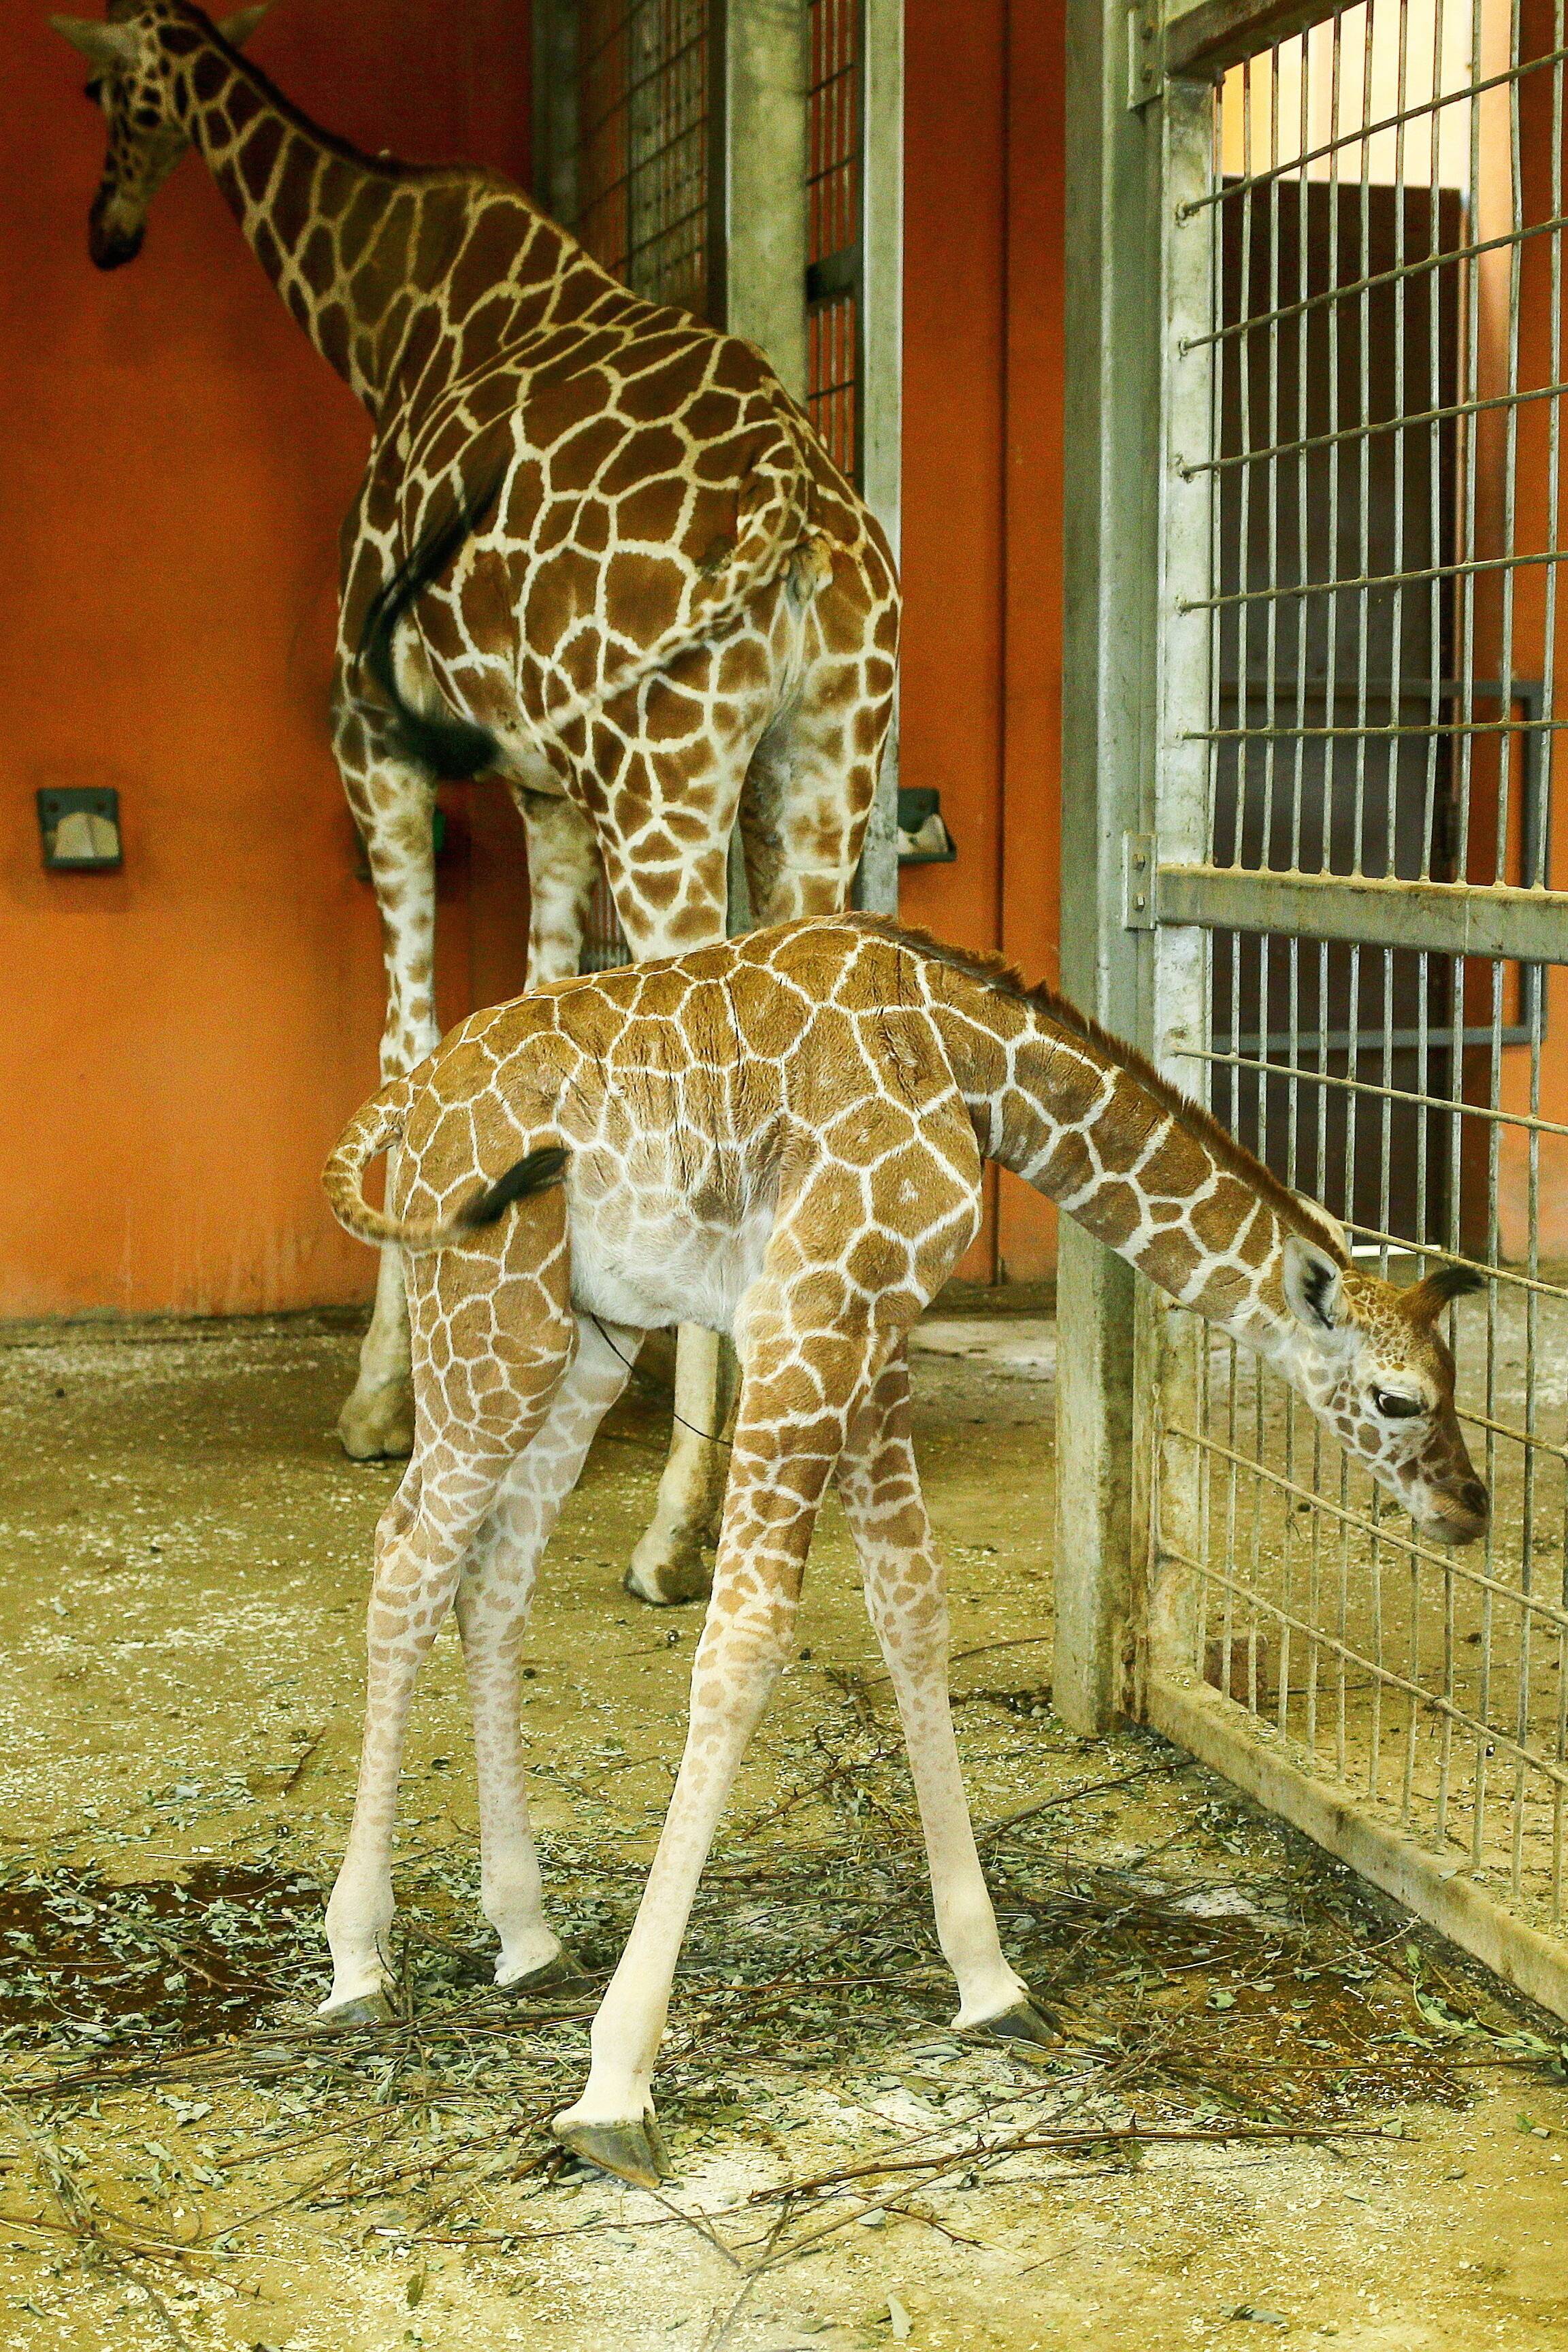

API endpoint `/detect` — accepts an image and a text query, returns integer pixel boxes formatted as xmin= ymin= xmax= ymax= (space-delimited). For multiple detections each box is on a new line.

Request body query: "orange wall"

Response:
xmin=900 ymin=0 xmax=1066 ymax=1284
xmin=1 ymin=2 xmax=533 ymax=1318
xmin=3 ymin=0 xmax=1068 ymax=1318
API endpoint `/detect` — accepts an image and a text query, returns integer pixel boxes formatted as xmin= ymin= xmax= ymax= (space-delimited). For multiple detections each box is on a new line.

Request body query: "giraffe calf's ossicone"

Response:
xmin=315 ymin=917 xmax=1486 ymax=2187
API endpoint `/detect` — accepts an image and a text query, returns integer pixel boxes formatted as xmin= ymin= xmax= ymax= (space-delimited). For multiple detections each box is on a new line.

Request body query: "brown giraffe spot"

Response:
xmin=224 ymin=78 xmax=261 ymax=132
xmin=250 ymin=216 xmax=281 ymax=280
xmin=1140 ymin=1226 xmax=1203 ymax=1295
xmin=299 ymin=222 xmax=336 ymax=297
xmin=270 ymin=146 xmax=312 ymax=250
xmin=1191 ymin=1179 xmax=1256 ymax=1256
xmin=1037 ymin=1128 xmax=1096 ymax=1198
xmin=546 ymin=414 xmax=624 ymax=495
xmin=447 ymin=201 xmax=525 ymax=316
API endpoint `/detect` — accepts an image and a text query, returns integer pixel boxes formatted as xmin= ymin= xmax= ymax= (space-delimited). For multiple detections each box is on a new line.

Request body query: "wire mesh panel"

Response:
xmin=577 ymin=0 xmax=720 ymax=319
xmin=807 ymin=0 xmax=864 ymax=485
xmin=1147 ymin=0 xmax=1568 ymax=1995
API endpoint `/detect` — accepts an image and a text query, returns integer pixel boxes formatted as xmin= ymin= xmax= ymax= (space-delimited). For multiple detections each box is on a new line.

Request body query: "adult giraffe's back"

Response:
xmin=51 ymin=1 xmax=900 ymax=1600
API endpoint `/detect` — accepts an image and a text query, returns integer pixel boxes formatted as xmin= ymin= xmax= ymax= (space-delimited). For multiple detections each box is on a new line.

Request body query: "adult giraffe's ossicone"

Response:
xmin=50 ymin=1 xmax=900 ymax=1605
xmin=319 ymin=917 xmax=1488 ymax=2187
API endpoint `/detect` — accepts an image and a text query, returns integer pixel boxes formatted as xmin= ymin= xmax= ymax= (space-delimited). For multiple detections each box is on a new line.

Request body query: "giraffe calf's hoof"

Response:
xmin=497 ymin=1948 xmax=591 ymax=1996
xmin=552 ymin=2109 xmax=673 ymax=2189
xmin=966 ymin=1997 xmax=1062 ymax=2052
xmin=317 ymin=1990 xmax=395 ymax=2028
xmin=337 ymin=1382 xmax=415 ymax=1462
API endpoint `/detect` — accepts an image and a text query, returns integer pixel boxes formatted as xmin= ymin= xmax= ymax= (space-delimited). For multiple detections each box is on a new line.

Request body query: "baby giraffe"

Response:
xmin=321 ymin=915 xmax=1487 ymax=2186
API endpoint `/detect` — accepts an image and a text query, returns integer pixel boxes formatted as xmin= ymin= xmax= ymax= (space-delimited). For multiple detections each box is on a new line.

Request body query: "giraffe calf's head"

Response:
xmin=50 ymin=3 xmax=268 ymax=270
xmin=1279 ymin=1233 xmax=1488 ymax=1548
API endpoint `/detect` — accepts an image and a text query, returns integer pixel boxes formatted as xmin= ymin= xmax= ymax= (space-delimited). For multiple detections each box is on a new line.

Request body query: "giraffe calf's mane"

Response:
xmin=851 ymin=916 xmax=1352 ymax=1269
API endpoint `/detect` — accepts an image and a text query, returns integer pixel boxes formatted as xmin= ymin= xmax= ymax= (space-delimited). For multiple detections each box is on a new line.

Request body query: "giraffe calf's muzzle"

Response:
xmin=1420 ymin=1477 xmax=1490 ymax=1548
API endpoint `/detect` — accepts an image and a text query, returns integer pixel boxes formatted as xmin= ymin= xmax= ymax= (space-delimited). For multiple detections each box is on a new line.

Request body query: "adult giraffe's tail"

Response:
xmin=323 ymin=1076 xmax=568 ymax=1252
xmin=359 ymin=395 xmax=823 ymax=778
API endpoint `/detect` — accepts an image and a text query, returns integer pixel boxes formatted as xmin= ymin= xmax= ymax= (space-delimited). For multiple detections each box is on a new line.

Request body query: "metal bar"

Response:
xmin=1058 ymin=0 xmax=1163 ymax=1731
xmin=1164 ymin=0 xmax=1362 ymax=81
xmin=1188 ymin=1047 xmax=1568 ymax=1137
xmin=1155 ymin=866 xmax=1568 ymax=958
xmin=1180 ymin=37 xmax=1568 ymax=208
xmin=851 ymin=0 xmax=900 ymax=915
xmin=1182 ymin=206 xmax=1568 ymax=365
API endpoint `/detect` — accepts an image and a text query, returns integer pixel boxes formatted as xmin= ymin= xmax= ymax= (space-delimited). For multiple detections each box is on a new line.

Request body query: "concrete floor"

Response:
xmin=0 ymin=1304 xmax=1565 ymax=2351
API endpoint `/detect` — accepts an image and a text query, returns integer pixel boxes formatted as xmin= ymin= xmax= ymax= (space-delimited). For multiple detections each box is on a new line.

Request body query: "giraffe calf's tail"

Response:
xmin=323 ymin=1079 xmax=568 ymax=1253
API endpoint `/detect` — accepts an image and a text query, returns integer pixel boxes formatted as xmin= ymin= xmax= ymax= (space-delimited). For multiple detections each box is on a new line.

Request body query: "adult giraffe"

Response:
xmin=50 ymin=1 xmax=899 ymax=1603
xmin=320 ymin=915 xmax=1488 ymax=2183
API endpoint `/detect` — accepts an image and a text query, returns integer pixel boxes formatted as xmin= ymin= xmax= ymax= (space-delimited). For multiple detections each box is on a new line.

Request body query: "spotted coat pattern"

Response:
xmin=319 ymin=917 xmax=1488 ymax=2182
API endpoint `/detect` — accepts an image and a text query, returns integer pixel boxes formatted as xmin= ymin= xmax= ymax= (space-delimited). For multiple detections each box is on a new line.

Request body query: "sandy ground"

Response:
xmin=0 ymin=1298 xmax=1565 ymax=2352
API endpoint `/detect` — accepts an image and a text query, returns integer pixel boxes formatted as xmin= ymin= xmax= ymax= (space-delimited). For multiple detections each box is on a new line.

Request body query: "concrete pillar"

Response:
xmin=722 ymin=0 xmax=809 ymax=402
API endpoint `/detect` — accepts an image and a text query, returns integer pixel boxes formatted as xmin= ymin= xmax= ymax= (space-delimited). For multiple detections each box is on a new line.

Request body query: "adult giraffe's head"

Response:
xmin=1276 ymin=1231 xmax=1489 ymax=1548
xmin=50 ymin=1 xmax=270 ymax=270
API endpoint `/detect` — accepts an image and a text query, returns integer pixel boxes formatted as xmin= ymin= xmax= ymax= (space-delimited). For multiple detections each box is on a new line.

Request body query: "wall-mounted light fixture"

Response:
xmin=896 ymin=787 xmax=956 ymax=865
xmin=37 ymin=787 xmax=122 ymax=871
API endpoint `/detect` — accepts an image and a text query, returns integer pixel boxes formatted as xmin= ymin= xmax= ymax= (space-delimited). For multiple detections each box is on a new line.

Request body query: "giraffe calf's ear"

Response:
xmin=1281 ymin=1232 xmax=1345 ymax=1334
xmin=49 ymin=15 xmax=136 ymax=69
xmin=217 ymin=3 xmax=272 ymax=49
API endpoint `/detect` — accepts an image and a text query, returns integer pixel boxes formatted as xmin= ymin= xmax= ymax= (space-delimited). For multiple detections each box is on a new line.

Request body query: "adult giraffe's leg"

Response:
xmin=836 ymin=1348 xmax=1055 ymax=2042
xmin=738 ymin=551 xmax=898 ymax=926
xmin=455 ymin=1316 xmax=637 ymax=1988
xmin=333 ymin=683 xmax=441 ymax=1463
xmin=577 ymin=643 xmax=776 ymax=1608
xmin=509 ymin=784 xmax=601 ymax=987
xmin=553 ymin=1311 xmax=896 ymax=2185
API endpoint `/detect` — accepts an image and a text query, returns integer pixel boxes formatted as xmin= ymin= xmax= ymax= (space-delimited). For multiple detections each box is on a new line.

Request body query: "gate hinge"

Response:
xmin=1126 ymin=0 xmax=1163 ymax=107
xmin=1123 ymin=832 xmax=1157 ymax=928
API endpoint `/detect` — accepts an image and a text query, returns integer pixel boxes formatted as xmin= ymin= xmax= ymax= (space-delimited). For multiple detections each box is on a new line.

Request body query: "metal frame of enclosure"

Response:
xmin=530 ymin=0 xmax=903 ymax=941
xmin=1064 ymin=0 xmax=1568 ymax=2015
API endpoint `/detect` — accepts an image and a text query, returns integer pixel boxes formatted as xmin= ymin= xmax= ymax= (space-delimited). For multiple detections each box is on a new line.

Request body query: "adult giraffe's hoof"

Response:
xmin=317 ymin=1989 xmax=395 ymax=2027
xmin=497 ymin=1947 xmax=591 ymax=1997
xmin=966 ymin=1996 xmax=1061 ymax=2051
xmin=623 ymin=1534 xmax=714 ymax=1607
xmin=551 ymin=2108 xmax=673 ymax=2189
xmin=337 ymin=1379 xmax=414 ymax=1462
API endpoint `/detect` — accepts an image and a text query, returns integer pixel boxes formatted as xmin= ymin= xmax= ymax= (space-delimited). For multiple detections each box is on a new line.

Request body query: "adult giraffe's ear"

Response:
xmin=48 ymin=15 xmax=137 ymax=69
xmin=1281 ymin=1231 xmax=1345 ymax=1334
xmin=218 ymin=3 xmax=272 ymax=48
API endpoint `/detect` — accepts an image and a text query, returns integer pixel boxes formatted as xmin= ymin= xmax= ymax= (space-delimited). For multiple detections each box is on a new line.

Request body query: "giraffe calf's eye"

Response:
xmin=84 ymin=80 xmax=103 ymax=103
xmin=1371 ymin=1388 xmax=1423 ymax=1420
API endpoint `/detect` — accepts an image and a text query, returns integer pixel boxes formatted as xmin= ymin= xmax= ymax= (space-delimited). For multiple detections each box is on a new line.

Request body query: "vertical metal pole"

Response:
xmin=721 ymin=0 xmax=809 ymax=932
xmin=855 ymin=0 xmax=904 ymax=918
xmin=1144 ymin=76 xmax=1217 ymax=1703
xmin=723 ymin=0 xmax=810 ymax=397
xmin=1056 ymin=0 xmax=1162 ymax=1732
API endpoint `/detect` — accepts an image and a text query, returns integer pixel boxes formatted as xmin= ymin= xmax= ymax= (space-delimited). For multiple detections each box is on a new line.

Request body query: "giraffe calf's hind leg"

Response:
xmin=836 ymin=1348 xmax=1059 ymax=2048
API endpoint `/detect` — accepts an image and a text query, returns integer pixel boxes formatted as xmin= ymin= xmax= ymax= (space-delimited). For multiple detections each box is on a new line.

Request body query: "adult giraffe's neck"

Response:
xmin=950 ymin=993 xmax=1324 ymax=1366
xmin=161 ymin=22 xmax=553 ymax=415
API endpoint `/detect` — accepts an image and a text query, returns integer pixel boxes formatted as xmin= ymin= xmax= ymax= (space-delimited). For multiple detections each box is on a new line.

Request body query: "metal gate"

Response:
xmin=1064 ymin=0 xmax=1568 ymax=2016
